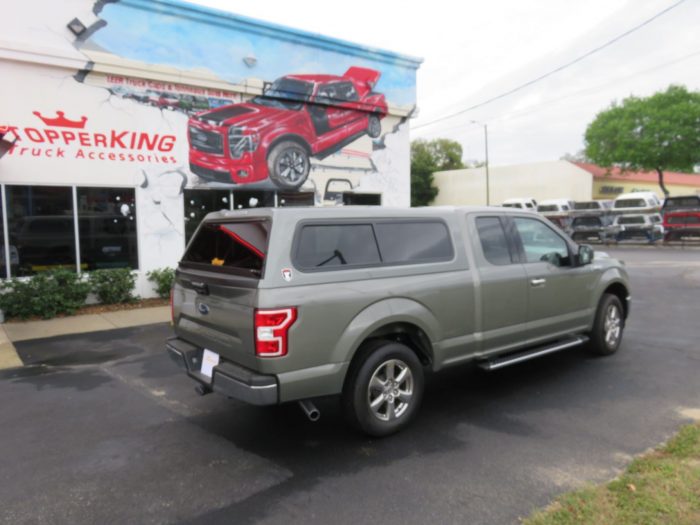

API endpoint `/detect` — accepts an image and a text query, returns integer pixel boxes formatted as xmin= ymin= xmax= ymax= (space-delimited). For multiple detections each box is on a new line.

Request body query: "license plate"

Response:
xmin=200 ymin=349 xmax=220 ymax=378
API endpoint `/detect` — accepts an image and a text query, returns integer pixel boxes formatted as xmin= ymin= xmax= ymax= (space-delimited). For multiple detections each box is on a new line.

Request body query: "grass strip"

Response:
xmin=524 ymin=423 xmax=700 ymax=525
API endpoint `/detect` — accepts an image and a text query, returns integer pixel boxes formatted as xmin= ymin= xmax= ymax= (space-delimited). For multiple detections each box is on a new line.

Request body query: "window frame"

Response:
xmin=291 ymin=217 xmax=455 ymax=273
xmin=474 ymin=215 xmax=519 ymax=266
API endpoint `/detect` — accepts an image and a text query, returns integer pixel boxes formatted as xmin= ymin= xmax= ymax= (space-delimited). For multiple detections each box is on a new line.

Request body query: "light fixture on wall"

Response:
xmin=243 ymin=55 xmax=257 ymax=68
xmin=67 ymin=18 xmax=87 ymax=37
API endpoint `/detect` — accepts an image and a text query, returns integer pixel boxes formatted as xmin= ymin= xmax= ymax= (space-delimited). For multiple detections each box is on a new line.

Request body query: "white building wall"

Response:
xmin=432 ymin=160 xmax=593 ymax=206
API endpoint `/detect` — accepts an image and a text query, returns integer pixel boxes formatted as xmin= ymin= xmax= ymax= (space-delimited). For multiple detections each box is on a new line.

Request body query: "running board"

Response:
xmin=478 ymin=335 xmax=589 ymax=371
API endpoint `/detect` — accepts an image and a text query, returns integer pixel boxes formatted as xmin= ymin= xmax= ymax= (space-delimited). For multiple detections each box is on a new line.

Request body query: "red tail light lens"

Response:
xmin=254 ymin=307 xmax=297 ymax=357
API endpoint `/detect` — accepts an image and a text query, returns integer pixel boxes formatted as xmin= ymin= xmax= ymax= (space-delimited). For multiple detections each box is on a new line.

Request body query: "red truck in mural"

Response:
xmin=187 ymin=67 xmax=387 ymax=190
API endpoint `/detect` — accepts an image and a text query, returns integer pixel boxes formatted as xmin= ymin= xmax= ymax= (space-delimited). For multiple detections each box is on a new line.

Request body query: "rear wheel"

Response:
xmin=342 ymin=341 xmax=424 ymax=437
xmin=267 ymin=140 xmax=310 ymax=190
xmin=588 ymin=294 xmax=624 ymax=355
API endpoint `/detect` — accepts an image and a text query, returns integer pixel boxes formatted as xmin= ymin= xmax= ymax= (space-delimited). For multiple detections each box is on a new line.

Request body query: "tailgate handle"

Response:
xmin=190 ymin=281 xmax=209 ymax=295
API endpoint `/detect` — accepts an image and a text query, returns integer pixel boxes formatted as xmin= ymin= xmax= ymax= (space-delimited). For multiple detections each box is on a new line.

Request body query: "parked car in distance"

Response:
xmin=167 ymin=206 xmax=630 ymax=436
xmin=502 ymin=198 xmax=537 ymax=210
xmin=537 ymin=199 xmax=575 ymax=232
xmin=611 ymin=213 xmax=664 ymax=243
xmin=188 ymin=66 xmax=387 ymax=190
xmin=661 ymin=195 xmax=700 ymax=216
xmin=157 ymin=92 xmax=180 ymax=109
xmin=612 ymin=192 xmax=662 ymax=214
xmin=179 ymin=95 xmax=210 ymax=113
xmin=663 ymin=210 xmax=700 ymax=241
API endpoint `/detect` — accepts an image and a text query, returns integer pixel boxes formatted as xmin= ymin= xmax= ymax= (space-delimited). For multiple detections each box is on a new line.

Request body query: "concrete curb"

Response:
xmin=0 ymin=306 xmax=170 ymax=370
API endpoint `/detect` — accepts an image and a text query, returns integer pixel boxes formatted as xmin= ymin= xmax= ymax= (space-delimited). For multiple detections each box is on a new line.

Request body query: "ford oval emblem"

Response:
xmin=197 ymin=303 xmax=210 ymax=315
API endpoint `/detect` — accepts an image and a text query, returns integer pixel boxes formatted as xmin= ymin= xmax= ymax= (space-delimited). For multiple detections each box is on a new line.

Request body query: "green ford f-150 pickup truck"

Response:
xmin=167 ymin=206 xmax=630 ymax=436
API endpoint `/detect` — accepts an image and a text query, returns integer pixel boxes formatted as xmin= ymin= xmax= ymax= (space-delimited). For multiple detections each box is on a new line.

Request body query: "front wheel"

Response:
xmin=342 ymin=341 xmax=424 ymax=437
xmin=588 ymin=294 xmax=625 ymax=356
xmin=367 ymin=114 xmax=382 ymax=138
xmin=267 ymin=140 xmax=310 ymax=190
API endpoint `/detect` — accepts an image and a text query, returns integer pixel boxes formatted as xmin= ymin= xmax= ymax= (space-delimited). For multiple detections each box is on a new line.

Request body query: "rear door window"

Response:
xmin=181 ymin=220 xmax=268 ymax=277
xmin=295 ymin=224 xmax=380 ymax=268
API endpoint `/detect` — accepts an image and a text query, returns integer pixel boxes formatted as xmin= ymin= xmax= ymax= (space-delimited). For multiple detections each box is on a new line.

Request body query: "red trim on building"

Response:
xmin=574 ymin=162 xmax=700 ymax=188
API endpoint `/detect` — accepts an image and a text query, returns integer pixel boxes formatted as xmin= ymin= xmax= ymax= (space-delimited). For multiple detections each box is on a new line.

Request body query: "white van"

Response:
xmin=612 ymin=192 xmax=662 ymax=213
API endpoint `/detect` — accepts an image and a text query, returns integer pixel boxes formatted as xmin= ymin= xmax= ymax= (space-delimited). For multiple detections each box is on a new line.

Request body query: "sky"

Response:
xmin=188 ymin=0 xmax=700 ymax=167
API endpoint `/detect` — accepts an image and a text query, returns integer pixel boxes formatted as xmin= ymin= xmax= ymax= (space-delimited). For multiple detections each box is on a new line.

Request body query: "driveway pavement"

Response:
xmin=1 ymin=246 xmax=699 ymax=524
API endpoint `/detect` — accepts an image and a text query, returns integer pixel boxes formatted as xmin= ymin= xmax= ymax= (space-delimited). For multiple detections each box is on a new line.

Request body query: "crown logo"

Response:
xmin=33 ymin=111 xmax=87 ymax=129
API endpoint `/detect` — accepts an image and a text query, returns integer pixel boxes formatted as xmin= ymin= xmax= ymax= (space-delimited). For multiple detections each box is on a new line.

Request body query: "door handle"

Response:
xmin=530 ymin=278 xmax=546 ymax=287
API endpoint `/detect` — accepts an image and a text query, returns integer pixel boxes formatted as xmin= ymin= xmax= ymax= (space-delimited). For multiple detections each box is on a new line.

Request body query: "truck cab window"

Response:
xmin=513 ymin=217 xmax=569 ymax=265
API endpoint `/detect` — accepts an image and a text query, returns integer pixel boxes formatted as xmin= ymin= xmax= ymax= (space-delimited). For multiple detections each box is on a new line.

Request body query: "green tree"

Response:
xmin=410 ymin=138 xmax=464 ymax=206
xmin=584 ymin=85 xmax=700 ymax=196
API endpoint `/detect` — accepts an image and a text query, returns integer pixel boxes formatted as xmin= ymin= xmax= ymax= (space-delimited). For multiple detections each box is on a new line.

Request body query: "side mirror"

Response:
xmin=578 ymin=244 xmax=594 ymax=266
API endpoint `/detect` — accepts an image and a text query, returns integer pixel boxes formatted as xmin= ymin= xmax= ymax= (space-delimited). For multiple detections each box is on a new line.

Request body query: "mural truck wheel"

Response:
xmin=267 ymin=141 xmax=310 ymax=190
xmin=367 ymin=114 xmax=382 ymax=138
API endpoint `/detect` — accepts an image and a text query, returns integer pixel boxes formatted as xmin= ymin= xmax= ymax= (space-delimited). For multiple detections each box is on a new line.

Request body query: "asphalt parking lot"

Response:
xmin=1 ymin=246 xmax=699 ymax=525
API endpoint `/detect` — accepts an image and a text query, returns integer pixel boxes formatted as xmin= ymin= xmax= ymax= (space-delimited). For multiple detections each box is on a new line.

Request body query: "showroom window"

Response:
xmin=6 ymin=185 xmax=76 ymax=276
xmin=184 ymin=189 xmax=231 ymax=243
xmin=77 ymin=187 xmax=138 ymax=270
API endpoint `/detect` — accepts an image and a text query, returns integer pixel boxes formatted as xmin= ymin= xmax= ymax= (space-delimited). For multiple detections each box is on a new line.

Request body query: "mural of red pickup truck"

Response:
xmin=187 ymin=67 xmax=388 ymax=190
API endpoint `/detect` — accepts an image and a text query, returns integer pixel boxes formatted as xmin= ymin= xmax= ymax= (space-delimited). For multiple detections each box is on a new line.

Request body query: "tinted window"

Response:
xmin=77 ymin=187 xmax=138 ymax=270
xmin=476 ymin=217 xmax=512 ymax=265
xmin=663 ymin=196 xmax=700 ymax=211
xmin=614 ymin=199 xmax=645 ymax=208
xmin=514 ymin=218 xmax=569 ymax=264
xmin=295 ymin=224 xmax=380 ymax=268
xmin=618 ymin=216 xmax=645 ymax=225
xmin=6 ymin=185 xmax=76 ymax=276
xmin=574 ymin=201 xmax=601 ymax=210
xmin=573 ymin=216 xmax=602 ymax=227
xmin=182 ymin=220 xmax=268 ymax=277
xmin=374 ymin=221 xmax=453 ymax=264
xmin=537 ymin=205 xmax=558 ymax=212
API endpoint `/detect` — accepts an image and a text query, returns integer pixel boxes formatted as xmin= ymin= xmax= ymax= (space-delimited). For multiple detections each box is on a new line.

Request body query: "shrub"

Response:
xmin=0 ymin=269 xmax=91 ymax=320
xmin=89 ymin=268 xmax=137 ymax=304
xmin=146 ymin=267 xmax=175 ymax=299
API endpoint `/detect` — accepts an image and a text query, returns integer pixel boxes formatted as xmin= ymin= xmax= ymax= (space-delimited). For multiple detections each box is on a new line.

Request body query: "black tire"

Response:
xmin=367 ymin=114 xmax=382 ymax=139
xmin=342 ymin=340 xmax=424 ymax=437
xmin=587 ymin=294 xmax=625 ymax=356
xmin=266 ymin=140 xmax=310 ymax=190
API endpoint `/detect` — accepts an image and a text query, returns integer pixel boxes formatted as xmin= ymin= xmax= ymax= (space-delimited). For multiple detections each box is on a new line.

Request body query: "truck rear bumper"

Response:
xmin=166 ymin=337 xmax=278 ymax=406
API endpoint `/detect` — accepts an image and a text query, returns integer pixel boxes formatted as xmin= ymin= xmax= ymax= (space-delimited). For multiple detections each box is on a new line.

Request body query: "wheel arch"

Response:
xmin=266 ymin=133 xmax=311 ymax=159
xmin=601 ymin=280 xmax=630 ymax=319
xmin=333 ymin=298 xmax=440 ymax=390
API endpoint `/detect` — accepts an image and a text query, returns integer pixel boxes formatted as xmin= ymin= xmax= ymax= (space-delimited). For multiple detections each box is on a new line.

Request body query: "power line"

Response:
xmin=412 ymin=0 xmax=688 ymax=131
xmin=413 ymin=48 xmax=700 ymax=137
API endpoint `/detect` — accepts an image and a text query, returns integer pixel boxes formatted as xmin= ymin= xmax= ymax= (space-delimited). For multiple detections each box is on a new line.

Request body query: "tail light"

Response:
xmin=255 ymin=307 xmax=297 ymax=357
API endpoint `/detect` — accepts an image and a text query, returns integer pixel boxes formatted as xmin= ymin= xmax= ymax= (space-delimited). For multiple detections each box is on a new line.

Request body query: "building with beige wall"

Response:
xmin=432 ymin=160 xmax=700 ymax=206
xmin=432 ymin=160 xmax=593 ymax=206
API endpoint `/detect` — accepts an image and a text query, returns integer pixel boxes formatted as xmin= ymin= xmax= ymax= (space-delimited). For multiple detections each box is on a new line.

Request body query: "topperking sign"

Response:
xmin=1 ymin=110 xmax=178 ymax=165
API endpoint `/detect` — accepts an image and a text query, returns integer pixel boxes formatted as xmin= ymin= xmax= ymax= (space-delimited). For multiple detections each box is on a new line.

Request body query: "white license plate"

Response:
xmin=200 ymin=349 xmax=220 ymax=378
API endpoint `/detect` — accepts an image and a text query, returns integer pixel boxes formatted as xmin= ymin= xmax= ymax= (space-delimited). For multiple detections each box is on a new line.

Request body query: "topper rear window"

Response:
xmin=181 ymin=220 xmax=269 ymax=277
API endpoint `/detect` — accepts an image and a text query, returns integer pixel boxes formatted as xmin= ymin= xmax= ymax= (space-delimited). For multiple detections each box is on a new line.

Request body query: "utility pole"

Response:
xmin=484 ymin=123 xmax=490 ymax=206
xmin=471 ymin=120 xmax=490 ymax=206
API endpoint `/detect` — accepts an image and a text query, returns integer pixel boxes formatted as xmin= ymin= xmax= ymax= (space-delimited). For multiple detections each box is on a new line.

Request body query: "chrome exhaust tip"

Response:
xmin=298 ymin=400 xmax=320 ymax=422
